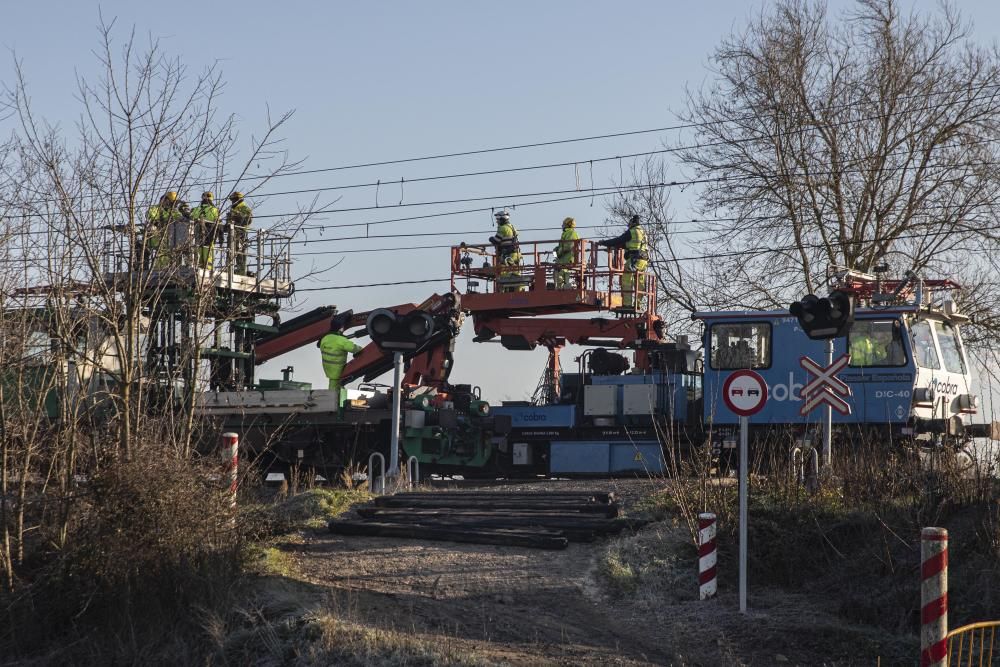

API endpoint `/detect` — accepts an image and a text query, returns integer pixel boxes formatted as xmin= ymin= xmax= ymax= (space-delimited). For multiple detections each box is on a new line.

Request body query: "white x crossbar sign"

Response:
xmin=799 ymin=353 xmax=853 ymax=416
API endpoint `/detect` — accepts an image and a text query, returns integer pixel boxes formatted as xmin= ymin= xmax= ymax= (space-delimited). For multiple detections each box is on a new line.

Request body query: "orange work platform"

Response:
xmin=450 ymin=239 xmax=663 ymax=371
xmin=450 ymin=239 xmax=657 ymax=316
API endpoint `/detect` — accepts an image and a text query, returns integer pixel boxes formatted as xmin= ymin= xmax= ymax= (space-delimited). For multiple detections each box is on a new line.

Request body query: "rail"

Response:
xmin=450 ymin=238 xmax=656 ymax=312
xmin=948 ymin=620 xmax=999 ymax=666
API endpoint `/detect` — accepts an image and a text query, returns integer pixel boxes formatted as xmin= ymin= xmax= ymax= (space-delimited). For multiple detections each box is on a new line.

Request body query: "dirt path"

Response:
xmin=279 ymin=480 xmax=677 ymax=666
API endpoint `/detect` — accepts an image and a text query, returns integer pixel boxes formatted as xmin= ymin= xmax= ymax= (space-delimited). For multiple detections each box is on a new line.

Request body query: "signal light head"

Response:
xmin=366 ymin=309 xmax=436 ymax=351
xmin=789 ymin=290 xmax=855 ymax=340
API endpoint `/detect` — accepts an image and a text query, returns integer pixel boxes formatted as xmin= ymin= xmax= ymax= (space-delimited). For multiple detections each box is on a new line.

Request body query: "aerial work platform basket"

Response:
xmin=100 ymin=222 xmax=294 ymax=299
xmin=450 ymin=238 xmax=657 ymax=316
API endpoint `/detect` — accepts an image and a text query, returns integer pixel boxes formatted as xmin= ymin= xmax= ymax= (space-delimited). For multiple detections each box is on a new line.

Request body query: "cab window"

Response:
xmin=933 ymin=321 xmax=966 ymax=374
xmin=710 ymin=322 xmax=771 ymax=370
xmin=848 ymin=320 xmax=907 ymax=367
xmin=910 ymin=320 xmax=940 ymax=370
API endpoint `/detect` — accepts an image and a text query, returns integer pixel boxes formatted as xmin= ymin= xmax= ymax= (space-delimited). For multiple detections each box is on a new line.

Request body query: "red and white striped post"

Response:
xmin=921 ymin=527 xmax=948 ymax=667
xmin=221 ymin=432 xmax=239 ymax=520
xmin=698 ymin=512 xmax=718 ymax=600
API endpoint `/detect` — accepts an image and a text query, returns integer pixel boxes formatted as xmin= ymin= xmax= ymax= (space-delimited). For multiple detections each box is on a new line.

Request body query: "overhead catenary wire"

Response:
xmin=5 ymin=81 xmax=1000 ymax=213
xmin=291 ymin=222 xmax=1000 ymax=291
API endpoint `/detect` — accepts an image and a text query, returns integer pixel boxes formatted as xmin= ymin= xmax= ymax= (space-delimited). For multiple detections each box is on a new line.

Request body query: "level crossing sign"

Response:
xmin=799 ymin=353 xmax=852 ymax=416
xmin=722 ymin=370 xmax=768 ymax=417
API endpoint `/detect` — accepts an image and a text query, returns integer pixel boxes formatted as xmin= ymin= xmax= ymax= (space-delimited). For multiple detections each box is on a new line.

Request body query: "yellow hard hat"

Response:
xmin=201 ymin=191 xmax=214 ymax=201
xmin=562 ymin=217 xmax=575 ymax=228
xmin=230 ymin=191 xmax=244 ymax=202
xmin=164 ymin=191 xmax=178 ymax=202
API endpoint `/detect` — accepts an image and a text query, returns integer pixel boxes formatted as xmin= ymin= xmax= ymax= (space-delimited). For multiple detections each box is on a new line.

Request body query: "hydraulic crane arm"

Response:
xmin=254 ymin=306 xmax=338 ymax=364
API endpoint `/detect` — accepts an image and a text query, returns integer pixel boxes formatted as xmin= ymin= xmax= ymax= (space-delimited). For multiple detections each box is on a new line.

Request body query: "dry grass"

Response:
xmin=268 ymin=487 xmax=371 ymax=532
xmin=599 ymin=436 xmax=1000 ymax=665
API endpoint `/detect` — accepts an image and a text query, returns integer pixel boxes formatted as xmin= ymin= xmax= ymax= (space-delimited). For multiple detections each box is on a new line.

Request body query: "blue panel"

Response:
xmin=550 ymin=441 xmax=610 ymax=474
xmin=610 ymin=441 xmax=665 ymax=473
xmin=492 ymin=405 xmax=576 ymax=428
xmin=700 ymin=313 xmax=916 ymax=426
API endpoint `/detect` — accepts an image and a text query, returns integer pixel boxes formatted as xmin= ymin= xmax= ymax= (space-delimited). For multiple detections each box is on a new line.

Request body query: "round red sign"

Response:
xmin=722 ymin=370 xmax=769 ymax=417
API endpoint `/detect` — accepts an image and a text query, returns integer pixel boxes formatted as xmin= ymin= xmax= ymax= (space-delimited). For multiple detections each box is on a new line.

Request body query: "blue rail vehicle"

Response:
xmin=492 ymin=343 xmax=701 ymax=476
xmin=694 ymin=271 xmax=979 ymax=452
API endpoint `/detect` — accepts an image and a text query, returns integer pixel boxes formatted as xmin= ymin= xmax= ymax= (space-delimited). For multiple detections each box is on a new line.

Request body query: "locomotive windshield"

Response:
xmin=848 ymin=319 xmax=906 ymax=367
xmin=933 ymin=321 xmax=967 ymax=374
xmin=710 ymin=322 xmax=771 ymax=369
xmin=910 ymin=320 xmax=940 ymax=369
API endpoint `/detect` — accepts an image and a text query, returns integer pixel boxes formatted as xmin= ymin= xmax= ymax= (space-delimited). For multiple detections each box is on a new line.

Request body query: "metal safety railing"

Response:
xmin=100 ymin=222 xmax=292 ymax=290
xmin=450 ymin=238 xmax=656 ymax=311
xmin=948 ymin=621 xmax=999 ymax=666
xmin=368 ymin=452 xmax=386 ymax=495
xmin=407 ymin=455 xmax=420 ymax=489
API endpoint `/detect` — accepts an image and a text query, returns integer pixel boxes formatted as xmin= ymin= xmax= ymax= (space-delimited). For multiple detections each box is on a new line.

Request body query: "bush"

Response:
xmin=0 ymin=451 xmax=245 ymax=665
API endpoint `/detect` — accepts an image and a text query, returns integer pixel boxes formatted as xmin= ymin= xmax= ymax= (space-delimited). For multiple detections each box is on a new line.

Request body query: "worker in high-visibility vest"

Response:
xmin=554 ymin=216 xmax=580 ymax=289
xmin=226 ymin=191 xmax=253 ymax=274
xmin=318 ymin=313 xmax=362 ymax=405
xmin=850 ymin=331 xmax=880 ymax=366
xmin=191 ymin=191 xmax=220 ymax=270
xmin=144 ymin=191 xmax=181 ymax=269
xmin=489 ymin=210 xmax=524 ymax=292
xmin=598 ymin=214 xmax=649 ymax=310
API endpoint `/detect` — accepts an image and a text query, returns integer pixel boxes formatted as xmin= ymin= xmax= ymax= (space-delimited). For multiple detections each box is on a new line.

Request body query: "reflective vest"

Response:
xmin=228 ymin=201 xmax=253 ymax=229
xmin=556 ymin=227 xmax=580 ymax=263
xmin=494 ymin=222 xmax=520 ymax=262
xmin=850 ymin=336 xmax=877 ymax=366
xmin=144 ymin=205 xmax=181 ymax=248
xmin=625 ymin=225 xmax=647 ymax=257
xmin=319 ymin=333 xmax=362 ymax=381
xmin=192 ymin=204 xmax=219 ymax=222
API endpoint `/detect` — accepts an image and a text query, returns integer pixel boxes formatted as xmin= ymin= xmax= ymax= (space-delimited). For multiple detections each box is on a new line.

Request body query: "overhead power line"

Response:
xmin=6 ymin=80 xmax=1000 ymax=210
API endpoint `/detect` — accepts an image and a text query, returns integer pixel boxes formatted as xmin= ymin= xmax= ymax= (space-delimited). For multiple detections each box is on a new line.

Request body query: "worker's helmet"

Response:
xmin=201 ymin=191 xmax=214 ymax=201
xmin=164 ymin=191 xmax=178 ymax=203
xmin=230 ymin=191 xmax=244 ymax=202
xmin=494 ymin=209 xmax=510 ymax=224
xmin=562 ymin=217 xmax=575 ymax=229
xmin=629 ymin=214 xmax=641 ymax=227
xmin=330 ymin=309 xmax=353 ymax=332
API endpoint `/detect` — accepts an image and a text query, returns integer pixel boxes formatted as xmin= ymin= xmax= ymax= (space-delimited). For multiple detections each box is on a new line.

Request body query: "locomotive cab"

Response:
xmin=694 ymin=272 xmax=978 ymax=448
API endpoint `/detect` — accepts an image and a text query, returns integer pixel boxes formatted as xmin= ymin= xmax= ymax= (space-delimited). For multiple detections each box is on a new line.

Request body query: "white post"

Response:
xmin=389 ymin=351 xmax=403 ymax=476
xmin=739 ymin=415 xmax=748 ymax=614
xmin=824 ymin=338 xmax=833 ymax=468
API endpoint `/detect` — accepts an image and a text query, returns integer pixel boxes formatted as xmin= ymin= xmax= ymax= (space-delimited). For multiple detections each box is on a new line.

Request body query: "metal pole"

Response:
xmin=389 ymin=351 xmax=403 ymax=476
xmin=739 ymin=415 xmax=748 ymax=614
xmin=824 ymin=338 xmax=833 ymax=468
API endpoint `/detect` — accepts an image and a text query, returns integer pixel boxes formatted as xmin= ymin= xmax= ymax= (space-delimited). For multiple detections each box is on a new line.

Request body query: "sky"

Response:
xmin=2 ymin=0 xmax=999 ymax=403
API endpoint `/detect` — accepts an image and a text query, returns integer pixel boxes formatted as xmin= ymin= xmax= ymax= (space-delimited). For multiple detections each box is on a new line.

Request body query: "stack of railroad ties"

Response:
xmin=328 ymin=490 xmax=643 ymax=550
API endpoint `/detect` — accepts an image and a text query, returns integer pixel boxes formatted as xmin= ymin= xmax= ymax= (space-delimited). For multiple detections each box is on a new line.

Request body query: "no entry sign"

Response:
xmin=722 ymin=370 xmax=769 ymax=417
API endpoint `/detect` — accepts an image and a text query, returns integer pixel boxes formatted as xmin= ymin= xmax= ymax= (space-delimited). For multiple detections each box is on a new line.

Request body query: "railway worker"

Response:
xmin=191 ymin=191 xmax=220 ymax=270
xmin=319 ymin=312 xmax=363 ymax=406
xmin=226 ymin=191 xmax=253 ymax=275
xmin=850 ymin=330 xmax=881 ymax=366
xmin=489 ymin=209 xmax=524 ymax=292
xmin=597 ymin=214 xmax=649 ymax=310
xmin=553 ymin=216 xmax=580 ymax=289
xmin=144 ymin=191 xmax=181 ymax=269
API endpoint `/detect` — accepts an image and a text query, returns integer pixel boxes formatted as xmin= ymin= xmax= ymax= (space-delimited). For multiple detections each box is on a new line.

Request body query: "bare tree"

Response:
xmin=2 ymin=19 xmax=309 ymax=459
xmin=670 ymin=0 xmax=1000 ymax=323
